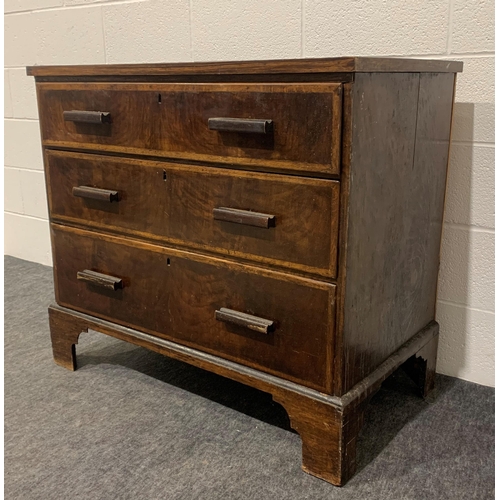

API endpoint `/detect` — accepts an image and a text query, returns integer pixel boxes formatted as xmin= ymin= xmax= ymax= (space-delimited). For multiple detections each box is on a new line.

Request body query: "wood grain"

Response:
xmin=272 ymin=391 xmax=366 ymax=485
xmin=32 ymin=73 xmax=354 ymax=84
xmin=339 ymin=72 xmax=455 ymax=393
xmin=333 ymin=81 xmax=353 ymax=396
xmin=38 ymin=82 xmax=342 ymax=175
xmin=46 ymin=150 xmax=340 ymax=278
xmin=51 ymin=223 xmax=336 ymax=392
xmin=26 ymin=56 xmax=463 ymax=78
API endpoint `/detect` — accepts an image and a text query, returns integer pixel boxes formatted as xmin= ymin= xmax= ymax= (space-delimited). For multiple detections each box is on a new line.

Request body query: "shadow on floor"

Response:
xmin=76 ymin=330 xmax=459 ymax=475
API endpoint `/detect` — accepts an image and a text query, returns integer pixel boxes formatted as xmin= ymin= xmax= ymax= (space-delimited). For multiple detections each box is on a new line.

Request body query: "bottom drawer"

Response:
xmin=51 ymin=225 xmax=335 ymax=392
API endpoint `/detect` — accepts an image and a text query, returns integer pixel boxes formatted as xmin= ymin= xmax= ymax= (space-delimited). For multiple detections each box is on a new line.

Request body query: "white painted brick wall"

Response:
xmin=304 ymin=0 xmax=450 ymax=56
xmin=191 ymin=0 xmax=302 ymax=61
xmin=103 ymin=0 xmax=191 ymax=63
xmin=4 ymin=0 xmax=495 ymax=386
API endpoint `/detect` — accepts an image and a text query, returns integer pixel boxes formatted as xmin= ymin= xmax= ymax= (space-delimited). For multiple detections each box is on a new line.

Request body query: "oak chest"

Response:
xmin=28 ymin=57 xmax=462 ymax=486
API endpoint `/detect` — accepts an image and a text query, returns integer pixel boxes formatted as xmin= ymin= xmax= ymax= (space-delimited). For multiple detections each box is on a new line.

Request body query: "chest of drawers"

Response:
xmin=28 ymin=57 xmax=462 ymax=486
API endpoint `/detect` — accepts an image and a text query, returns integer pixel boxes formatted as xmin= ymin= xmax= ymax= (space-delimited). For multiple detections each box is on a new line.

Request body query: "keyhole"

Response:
xmin=158 ymin=93 xmax=162 ymax=104
xmin=167 ymin=258 xmax=171 ymax=266
xmin=163 ymin=170 xmax=167 ymax=181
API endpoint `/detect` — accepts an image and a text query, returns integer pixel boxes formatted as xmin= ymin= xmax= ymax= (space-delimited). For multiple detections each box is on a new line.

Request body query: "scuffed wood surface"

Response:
xmin=46 ymin=150 xmax=340 ymax=278
xmin=27 ymin=56 xmax=463 ymax=78
xmin=340 ymin=72 xmax=455 ymax=393
xmin=38 ymin=82 xmax=342 ymax=175
xmin=51 ymin=223 xmax=336 ymax=392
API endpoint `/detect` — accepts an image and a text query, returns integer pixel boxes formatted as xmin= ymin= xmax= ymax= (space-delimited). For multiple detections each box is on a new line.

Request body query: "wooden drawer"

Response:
xmin=37 ymin=83 xmax=342 ymax=175
xmin=46 ymin=151 xmax=340 ymax=278
xmin=51 ymin=224 xmax=335 ymax=392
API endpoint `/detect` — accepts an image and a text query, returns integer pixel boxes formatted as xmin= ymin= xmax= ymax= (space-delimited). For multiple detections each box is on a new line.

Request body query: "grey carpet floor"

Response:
xmin=4 ymin=255 xmax=494 ymax=500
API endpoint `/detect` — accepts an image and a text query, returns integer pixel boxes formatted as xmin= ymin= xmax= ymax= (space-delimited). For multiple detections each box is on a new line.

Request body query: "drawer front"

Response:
xmin=46 ymin=151 xmax=340 ymax=278
xmin=52 ymin=225 xmax=335 ymax=392
xmin=38 ymin=83 xmax=342 ymax=175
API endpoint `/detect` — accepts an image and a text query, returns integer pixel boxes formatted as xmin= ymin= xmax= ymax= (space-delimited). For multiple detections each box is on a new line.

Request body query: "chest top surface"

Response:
xmin=27 ymin=56 xmax=463 ymax=80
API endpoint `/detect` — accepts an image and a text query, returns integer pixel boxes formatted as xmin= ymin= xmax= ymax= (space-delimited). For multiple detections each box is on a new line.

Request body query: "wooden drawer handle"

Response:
xmin=63 ymin=110 xmax=111 ymax=124
xmin=213 ymin=207 xmax=276 ymax=228
xmin=77 ymin=269 xmax=123 ymax=291
xmin=73 ymin=186 xmax=119 ymax=202
xmin=208 ymin=117 xmax=273 ymax=134
xmin=215 ymin=308 xmax=275 ymax=334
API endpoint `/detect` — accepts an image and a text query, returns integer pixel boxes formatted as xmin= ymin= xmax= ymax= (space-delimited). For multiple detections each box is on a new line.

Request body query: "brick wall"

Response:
xmin=4 ymin=0 xmax=494 ymax=386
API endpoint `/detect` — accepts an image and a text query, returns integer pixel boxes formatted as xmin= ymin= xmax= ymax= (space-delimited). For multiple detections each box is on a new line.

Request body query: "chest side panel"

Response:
xmin=340 ymin=72 xmax=455 ymax=393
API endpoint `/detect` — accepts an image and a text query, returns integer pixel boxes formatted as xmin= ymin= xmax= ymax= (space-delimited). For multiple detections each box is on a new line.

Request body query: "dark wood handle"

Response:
xmin=63 ymin=110 xmax=111 ymax=124
xmin=215 ymin=308 xmax=275 ymax=334
xmin=213 ymin=207 xmax=276 ymax=228
xmin=77 ymin=269 xmax=123 ymax=291
xmin=72 ymin=186 xmax=119 ymax=202
xmin=208 ymin=117 xmax=273 ymax=134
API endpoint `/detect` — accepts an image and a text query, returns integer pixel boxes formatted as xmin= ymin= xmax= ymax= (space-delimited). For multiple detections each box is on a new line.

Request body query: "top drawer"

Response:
xmin=37 ymin=83 xmax=342 ymax=176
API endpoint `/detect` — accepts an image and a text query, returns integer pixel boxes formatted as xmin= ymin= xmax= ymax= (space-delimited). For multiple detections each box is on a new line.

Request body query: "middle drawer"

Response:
xmin=46 ymin=150 xmax=340 ymax=278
